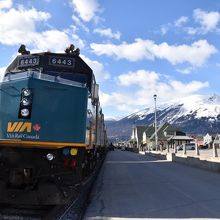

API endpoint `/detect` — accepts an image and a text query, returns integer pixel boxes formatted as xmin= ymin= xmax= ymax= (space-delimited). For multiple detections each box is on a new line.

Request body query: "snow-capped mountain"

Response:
xmin=106 ymin=94 xmax=220 ymax=141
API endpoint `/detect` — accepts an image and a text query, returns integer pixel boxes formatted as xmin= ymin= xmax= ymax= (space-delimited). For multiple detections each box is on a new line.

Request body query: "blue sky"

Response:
xmin=1 ymin=0 xmax=220 ymax=119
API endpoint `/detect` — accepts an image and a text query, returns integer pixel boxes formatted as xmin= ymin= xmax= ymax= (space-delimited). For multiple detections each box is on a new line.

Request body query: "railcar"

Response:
xmin=0 ymin=45 xmax=107 ymax=205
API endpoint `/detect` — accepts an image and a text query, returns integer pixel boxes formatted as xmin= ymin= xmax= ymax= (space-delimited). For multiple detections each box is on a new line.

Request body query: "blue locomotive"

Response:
xmin=0 ymin=45 xmax=107 ymax=205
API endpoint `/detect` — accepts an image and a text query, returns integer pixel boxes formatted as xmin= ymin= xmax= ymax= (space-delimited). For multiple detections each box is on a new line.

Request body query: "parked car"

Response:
xmin=177 ymin=143 xmax=196 ymax=151
xmin=199 ymin=144 xmax=209 ymax=149
xmin=176 ymin=144 xmax=183 ymax=151
xmin=185 ymin=143 xmax=196 ymax=150
xmin=121 ymin=146 xmax=126 ymax=151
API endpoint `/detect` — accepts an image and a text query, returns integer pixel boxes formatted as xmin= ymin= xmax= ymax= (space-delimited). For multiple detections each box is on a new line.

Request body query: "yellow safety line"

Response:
xmin=0 ymin=139 xmax=88 ymax=149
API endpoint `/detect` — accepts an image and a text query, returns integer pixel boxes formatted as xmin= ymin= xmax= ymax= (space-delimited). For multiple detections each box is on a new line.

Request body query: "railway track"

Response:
xmin=47 ymin=161 xmax=103 ymax=220
xmin=0 ymin=179 xmax=90 ymax=220
xmin=0 ymin=157 xmax=105 ymax=220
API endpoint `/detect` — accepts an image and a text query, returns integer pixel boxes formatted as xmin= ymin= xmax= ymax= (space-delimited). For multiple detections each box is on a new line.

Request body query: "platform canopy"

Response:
xmin=167 ymin=135 xmax=194 ymax=141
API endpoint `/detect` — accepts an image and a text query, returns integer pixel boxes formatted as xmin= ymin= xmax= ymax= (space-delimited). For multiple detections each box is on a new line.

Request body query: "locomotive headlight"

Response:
xmin=22 ymin=89 xmax=32 ymax=97
xmin=20 ymin=108 xmax=30 ymax=117
xmin=19 ymin=88 xmax=32 ymax=119
xmin=21 ymin=98 xmax=31 ymax=106
xmin=46 ymin=153 xmax=54 ymax=161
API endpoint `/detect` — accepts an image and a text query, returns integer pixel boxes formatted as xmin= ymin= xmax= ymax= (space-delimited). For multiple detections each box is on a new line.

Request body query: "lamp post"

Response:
xmin=153 ymin=94 xmax=158 ymax=151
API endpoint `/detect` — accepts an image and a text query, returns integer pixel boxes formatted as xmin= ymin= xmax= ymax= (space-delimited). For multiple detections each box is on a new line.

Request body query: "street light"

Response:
xmin=153 ymin=94 xmax=158 ymax=151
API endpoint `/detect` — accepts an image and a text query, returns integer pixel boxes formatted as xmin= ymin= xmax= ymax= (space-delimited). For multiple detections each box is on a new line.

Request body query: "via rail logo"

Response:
xmin=7 ymin=122 xmax=41 ymax=133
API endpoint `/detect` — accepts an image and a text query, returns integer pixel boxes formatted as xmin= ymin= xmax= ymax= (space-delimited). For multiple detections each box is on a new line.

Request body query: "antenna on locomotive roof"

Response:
xmin=65 ymin=44 xmax=80 ymax=56
xmin=18 ymin=44 xmax=30 ymax=55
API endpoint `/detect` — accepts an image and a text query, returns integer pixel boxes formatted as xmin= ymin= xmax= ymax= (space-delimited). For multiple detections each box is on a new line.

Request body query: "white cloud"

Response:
xmin=193 ymin=8 xmax=220 ymax=33
xmin=91 ymin=39 xmax=155 ymax=62
xmin=152 ymin=40 xmax=214 ymax=66
xmin=186 ymin=27 xmax=198 ymax=35
xmin=72 ymin=15 xmax=90 ymax=32
xmin=160 ymin=26 xmax=169 ymax=35
xmin=117 ymin=70 xmax=209 ymax=97
xmin=118 ymin=70 xmax=159 ymax=87
xmin=134 ymin=80 xmax=209 ymax=108
xmin=94 ymin=28 xmax=121 ymax=40
xmin=91 ymin=39 xmax=217 ymax=67
xmin=161 ymin=9 xmax=220 ymax=35
xmin=175 ymin=16 xmax=188 ymax=27
xmin=0 ymin=7 xmax=51 ymax=45
xmin=0 ymin=6 xmax=85 ymax=52
xmin=99 ymin=91 xmax=136 ymax=113
xmin=0 ymin=0 xmax=12 ymax=10
xmin=170 ymin=80 xmax=209 ymax=95
xmin=176 ymin=67 xmax=194 ymax=74
xmin=99 ymin=69 xmax=209 ymax=115
xmin=81 ymin=55 xmax=110 ymax=82
xmin=70 ymin=0 xmax=100 ymax=22
xmin=160 ymin=16 xmax=188 ymax=35
xmin=188 ymin=9 xmax=220 ymax=35
xmin=0 ymin=29 xmax=82 ymax=53
xmin=33 ymin=30 xmax=74 ymax=52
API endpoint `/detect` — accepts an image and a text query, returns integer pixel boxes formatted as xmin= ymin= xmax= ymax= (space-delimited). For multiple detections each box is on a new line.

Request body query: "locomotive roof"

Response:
xmin=5 ymin=52 xmax=93 ymax=75
xmin=4 ymin=52 xmax=94 ymax=91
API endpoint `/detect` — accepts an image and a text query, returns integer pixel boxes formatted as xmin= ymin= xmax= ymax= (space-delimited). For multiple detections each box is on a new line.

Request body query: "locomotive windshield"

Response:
xmin=4 ymin=52 xmax=93 ymax=91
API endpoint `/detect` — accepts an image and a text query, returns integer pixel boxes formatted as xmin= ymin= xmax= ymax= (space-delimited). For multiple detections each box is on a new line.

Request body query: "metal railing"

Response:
xmin=146 ymin=143 xmax=220 ymax=160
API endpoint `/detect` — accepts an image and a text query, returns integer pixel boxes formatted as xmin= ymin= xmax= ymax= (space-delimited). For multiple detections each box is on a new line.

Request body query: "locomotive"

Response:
xmin=0 ymin=44 xmax=107 ymax=205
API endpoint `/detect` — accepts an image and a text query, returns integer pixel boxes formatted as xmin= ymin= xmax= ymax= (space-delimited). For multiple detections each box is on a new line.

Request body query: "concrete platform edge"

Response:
xmin=144 ymin=151 xmax=220 ymax=173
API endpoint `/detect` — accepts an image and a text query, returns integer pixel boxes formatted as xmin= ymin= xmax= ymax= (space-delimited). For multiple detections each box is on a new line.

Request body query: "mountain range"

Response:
xmin=106 ymin=94 xmax=220 ymax=141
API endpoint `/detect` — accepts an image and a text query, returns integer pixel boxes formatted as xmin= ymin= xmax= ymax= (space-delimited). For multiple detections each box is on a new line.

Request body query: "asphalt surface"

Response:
xmin=83 ymin=149 xmax=220 ymax=220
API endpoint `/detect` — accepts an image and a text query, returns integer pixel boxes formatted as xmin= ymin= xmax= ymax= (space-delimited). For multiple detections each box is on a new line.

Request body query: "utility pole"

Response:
xmin=154 ymin=94 xmax=158 ymax=151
